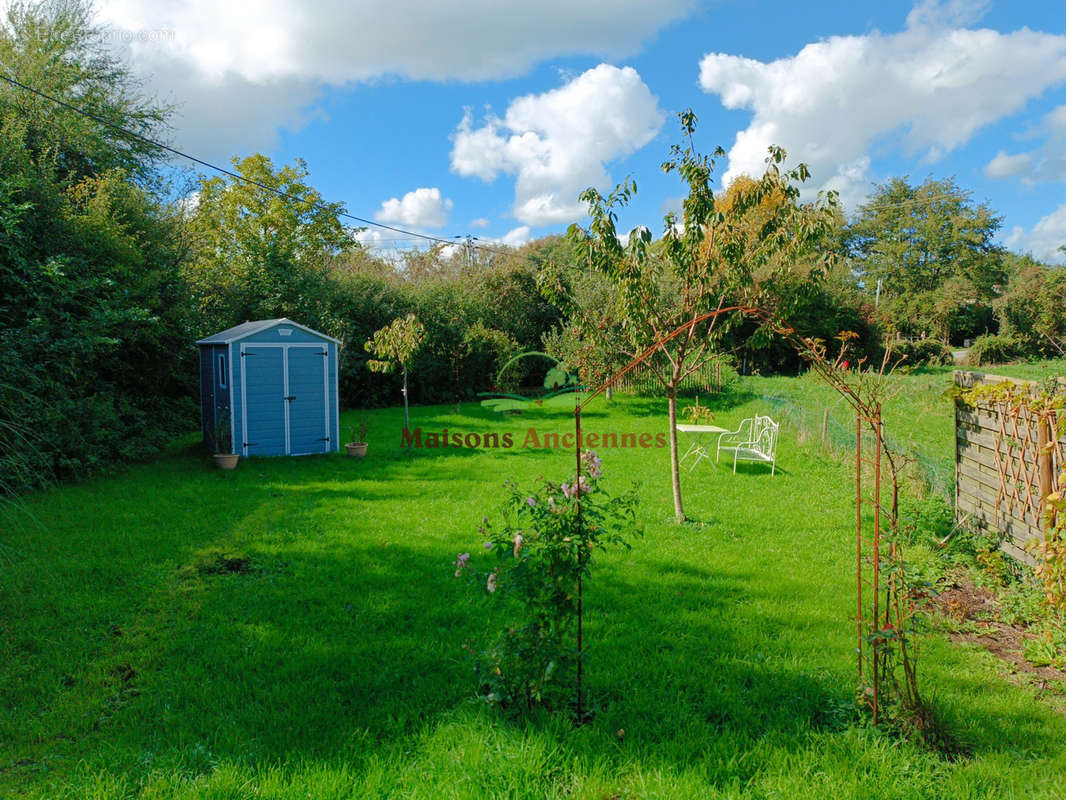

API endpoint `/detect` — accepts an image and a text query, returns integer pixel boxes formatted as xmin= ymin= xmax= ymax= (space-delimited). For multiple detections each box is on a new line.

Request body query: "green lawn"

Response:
xmin=3 ymin=374 xmax=1066 ymax=798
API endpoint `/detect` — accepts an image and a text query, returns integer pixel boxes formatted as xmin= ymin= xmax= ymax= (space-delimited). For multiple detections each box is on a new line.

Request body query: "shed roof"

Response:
xmin=196 ymin=318 xmax=340 ymax=345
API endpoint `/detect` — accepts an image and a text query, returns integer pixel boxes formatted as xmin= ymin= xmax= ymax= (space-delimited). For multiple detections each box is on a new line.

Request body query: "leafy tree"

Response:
xmin=569 ymin=111 xmax=837 ymax=522
xmin=476 ymin=259 xmax=563 ymax=351
xmin=461 ymin=322 xmax=519 ymax=398
xmin=0 ymin=0 xmax=170 ymax=184
xmin=366 ymin=313 xmax=426 ymax=440
xmin=733 ymin=257 xmax=881 ymax=374
xmin=541 ymin=269 xmax=630 ymax=399
xmin=184 ymin=154 xmax=352 ymax=334
xmin=328 ymin=243 xmax=402 ymax=281
xmin=994 ymin=253 xmax=1066 ymax=356
xmin=0 ymin=0 xmax=192 ymax=489
xmin=845 ymin=176 xmax=1005 ymax=341
xmin=406 ymin=280 xmax=477 ymax=405
xmin=398 ymin=243 xmax=468 ymax=282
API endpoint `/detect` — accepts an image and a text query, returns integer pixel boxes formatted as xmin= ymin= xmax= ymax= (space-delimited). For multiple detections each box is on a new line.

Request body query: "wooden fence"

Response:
xmin=612 ymin=358 xmax=728 ymax=396
xmin=954 ymin=370 xmax=1065 ymax=563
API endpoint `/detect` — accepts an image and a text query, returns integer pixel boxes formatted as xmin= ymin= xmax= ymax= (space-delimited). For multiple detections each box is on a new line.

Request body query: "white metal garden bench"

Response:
xmin=716 ymin=415 xmax=779 ymax=475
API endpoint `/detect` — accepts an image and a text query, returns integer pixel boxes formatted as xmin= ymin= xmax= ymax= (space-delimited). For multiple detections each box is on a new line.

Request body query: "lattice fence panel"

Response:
xmin=954 ymin=370 xmax=1065 ymax=564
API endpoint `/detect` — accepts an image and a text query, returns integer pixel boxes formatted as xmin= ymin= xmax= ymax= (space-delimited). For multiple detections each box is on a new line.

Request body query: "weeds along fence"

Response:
xmin=759 ymin=392 xmax=955 ymax=500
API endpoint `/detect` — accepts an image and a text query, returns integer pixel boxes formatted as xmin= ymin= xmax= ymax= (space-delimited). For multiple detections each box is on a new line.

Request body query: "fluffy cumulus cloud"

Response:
xmin=984 ymin=105 xmax=1066 ymax=184
xmin=698 ymin=0 xmax=1066 ymax=208
xmin=499 ymin=226 xmax=532 ymax=246
xmin=93 ymin=0 xmax=693 ymax=158
xmin=450 ymin=64 xmax=664 ymax=226
xmin=97 ymin=0 xmax=695 ymax=83
xmin=984 ymin=151 xmax=1033 ymax=179
xmin=1006 ymin=205 xmax=1066 ymax=264
xmin=375 ymin=187 xmax=453 ymax=228
xmin=352 ymin=227 xmax=381 ymax=243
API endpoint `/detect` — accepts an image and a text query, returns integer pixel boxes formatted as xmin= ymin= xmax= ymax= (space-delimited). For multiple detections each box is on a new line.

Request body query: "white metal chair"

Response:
xmin=716 ymin=415 xmax=779 ymax=475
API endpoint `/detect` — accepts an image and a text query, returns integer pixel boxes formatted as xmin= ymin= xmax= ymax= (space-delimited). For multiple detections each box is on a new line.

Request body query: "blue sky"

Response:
xmin=92 ymin=0 xmax=1066 ymax=261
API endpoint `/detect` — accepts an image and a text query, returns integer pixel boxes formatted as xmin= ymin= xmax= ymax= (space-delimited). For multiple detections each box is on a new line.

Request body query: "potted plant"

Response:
xmin=682 ymin=395 xmax=715 ymax=425
xmin=212 ymin=412 xmax=239 ymax=470
xmin=346 ymin=420 xmax=369 ymax=458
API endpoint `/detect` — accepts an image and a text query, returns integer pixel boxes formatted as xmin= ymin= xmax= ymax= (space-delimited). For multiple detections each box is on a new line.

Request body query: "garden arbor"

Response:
xmin=487 ymin=111 xmax=924 ymax=729
xmin=566 ymin=307 xmax=921 ymax=728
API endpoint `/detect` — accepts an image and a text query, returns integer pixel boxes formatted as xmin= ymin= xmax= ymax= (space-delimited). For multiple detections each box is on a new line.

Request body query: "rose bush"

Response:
xmin=456 ymin=450 xmax=639 ymax=714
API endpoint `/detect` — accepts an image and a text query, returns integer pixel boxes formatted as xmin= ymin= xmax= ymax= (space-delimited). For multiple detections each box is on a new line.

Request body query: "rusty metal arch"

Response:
xmin=565 ymin=303 xmax=892 ymax=722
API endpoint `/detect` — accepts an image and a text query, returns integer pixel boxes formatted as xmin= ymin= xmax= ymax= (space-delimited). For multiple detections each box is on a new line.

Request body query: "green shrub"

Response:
xmin=892 ymin=339 xmax=954 ymax=366
xmin=966 ymin=334 xmax=1031 ymax=366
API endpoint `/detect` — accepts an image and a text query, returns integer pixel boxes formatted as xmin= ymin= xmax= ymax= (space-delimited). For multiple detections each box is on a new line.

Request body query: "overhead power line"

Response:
xmin=0 ymin=72 xmax=514 ymax=255
xmin=1 ymin=73 xmax=1006 ymax=259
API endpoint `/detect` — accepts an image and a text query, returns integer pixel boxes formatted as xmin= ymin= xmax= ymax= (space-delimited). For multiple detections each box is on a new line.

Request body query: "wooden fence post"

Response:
xmin=1038 ymin=416 xmax=1054 ymax=517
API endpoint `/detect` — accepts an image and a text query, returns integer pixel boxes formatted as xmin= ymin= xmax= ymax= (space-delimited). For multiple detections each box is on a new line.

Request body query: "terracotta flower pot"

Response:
xmin=345 ymin=442 xmax=368 ymax=458
xmin=213 ymin=453 xmax=240 ymax=470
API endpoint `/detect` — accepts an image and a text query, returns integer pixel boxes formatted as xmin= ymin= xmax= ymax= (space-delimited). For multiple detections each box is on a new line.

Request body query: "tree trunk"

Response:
xmin=402 ymin=366 xmax=411 ymax=446
xmin=667 ymin=386 xmax=685 ymax=523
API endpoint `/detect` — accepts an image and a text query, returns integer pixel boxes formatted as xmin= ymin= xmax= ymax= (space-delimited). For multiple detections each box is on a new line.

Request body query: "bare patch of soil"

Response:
xmin=197 ymin=554 xmax=254 ymax=575
xmin=935 ymin=576 xmax=1066 ymax=708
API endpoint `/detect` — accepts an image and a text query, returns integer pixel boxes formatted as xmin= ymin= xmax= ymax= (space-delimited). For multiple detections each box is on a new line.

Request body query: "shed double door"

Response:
xmin=241 ymin=344 xmax=330 ymax=456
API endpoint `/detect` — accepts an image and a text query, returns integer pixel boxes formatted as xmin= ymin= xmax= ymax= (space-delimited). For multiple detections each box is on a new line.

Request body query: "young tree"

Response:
xmin=366 ymin=313 xmax=426 ymax=441
xmin=569 ymin=111 xmax=837 ymax=522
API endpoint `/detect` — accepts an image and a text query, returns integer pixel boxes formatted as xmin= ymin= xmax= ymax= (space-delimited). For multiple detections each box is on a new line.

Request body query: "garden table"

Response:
xmin=676 ymin=424 xmax=728 ymax=470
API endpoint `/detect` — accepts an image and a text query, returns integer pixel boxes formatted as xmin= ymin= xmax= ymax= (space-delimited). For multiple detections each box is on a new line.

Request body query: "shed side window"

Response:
xmin=218 ymin=353 xmax=227 ymax=388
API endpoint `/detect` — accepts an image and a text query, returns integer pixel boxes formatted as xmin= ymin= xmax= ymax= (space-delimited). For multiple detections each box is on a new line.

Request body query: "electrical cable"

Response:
xmin=0 ymin=72 xmax=1006 ymax=256
xmin=0 ymin=72 xmax=515 ymax=255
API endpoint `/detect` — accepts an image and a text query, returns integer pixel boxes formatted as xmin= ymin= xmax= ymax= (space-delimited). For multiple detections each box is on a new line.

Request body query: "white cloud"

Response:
xmin=179 ymin=189 xmax=200 ymax=214
xmin=92 ymin=1 xmax=693 ymax=159
xmin=352 ymin=228 xmax=387 ymax=247
xmin=1006 ymin=205 xmax=1066 ymax=264
xmin=984 ymin=150 xmax=1033 ymax=179
xmin=698 ymin=2 xmax=1066 ymax=209
xmin=905 ymin=0 xmax=989 ymax=29
xmin=102 ymin=39 xmax=325 ymax=158
xmin=984 ymin=106 xmax=1066 ymax=184
xmin=1048 ymin=105 xmax=1066 ymax=135
xmin=470 ymin=217 xmax=491 ymax=229
xmin=1020 ymin=105 xmax=1066 ymax=183
xmin=375 ymin=187 xmax=453 ymax=228
xmin=499 ymin=226 xmax=532 ymax=246
xmin=450 ymin=64 xmax=664 ymax=226
xmin=97 ymin=0 xmax=695 ymax=83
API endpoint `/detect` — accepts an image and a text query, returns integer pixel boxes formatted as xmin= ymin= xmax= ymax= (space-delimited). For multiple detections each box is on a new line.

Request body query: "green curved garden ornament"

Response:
xmin=479 ymin=351 xmax=582 ymax=413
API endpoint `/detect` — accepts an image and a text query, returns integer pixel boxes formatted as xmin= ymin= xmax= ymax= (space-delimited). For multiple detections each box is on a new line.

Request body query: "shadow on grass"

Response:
xmin=598 ymin=389 xmax=758 ymax=421
xmin=7 ymin=421 xmax=1066 ymax=792
xmin=582 ymin=559 xmax=852 ymax=740
xmin=134 ymin=541 xmax=477 ymax=760
xmin=95 ymin=536 xmax=854 ymax=782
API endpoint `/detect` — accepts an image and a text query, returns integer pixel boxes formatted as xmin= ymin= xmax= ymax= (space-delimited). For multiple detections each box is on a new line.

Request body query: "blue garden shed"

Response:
xmin=197 ymin=319 xmax=341 ymax=457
